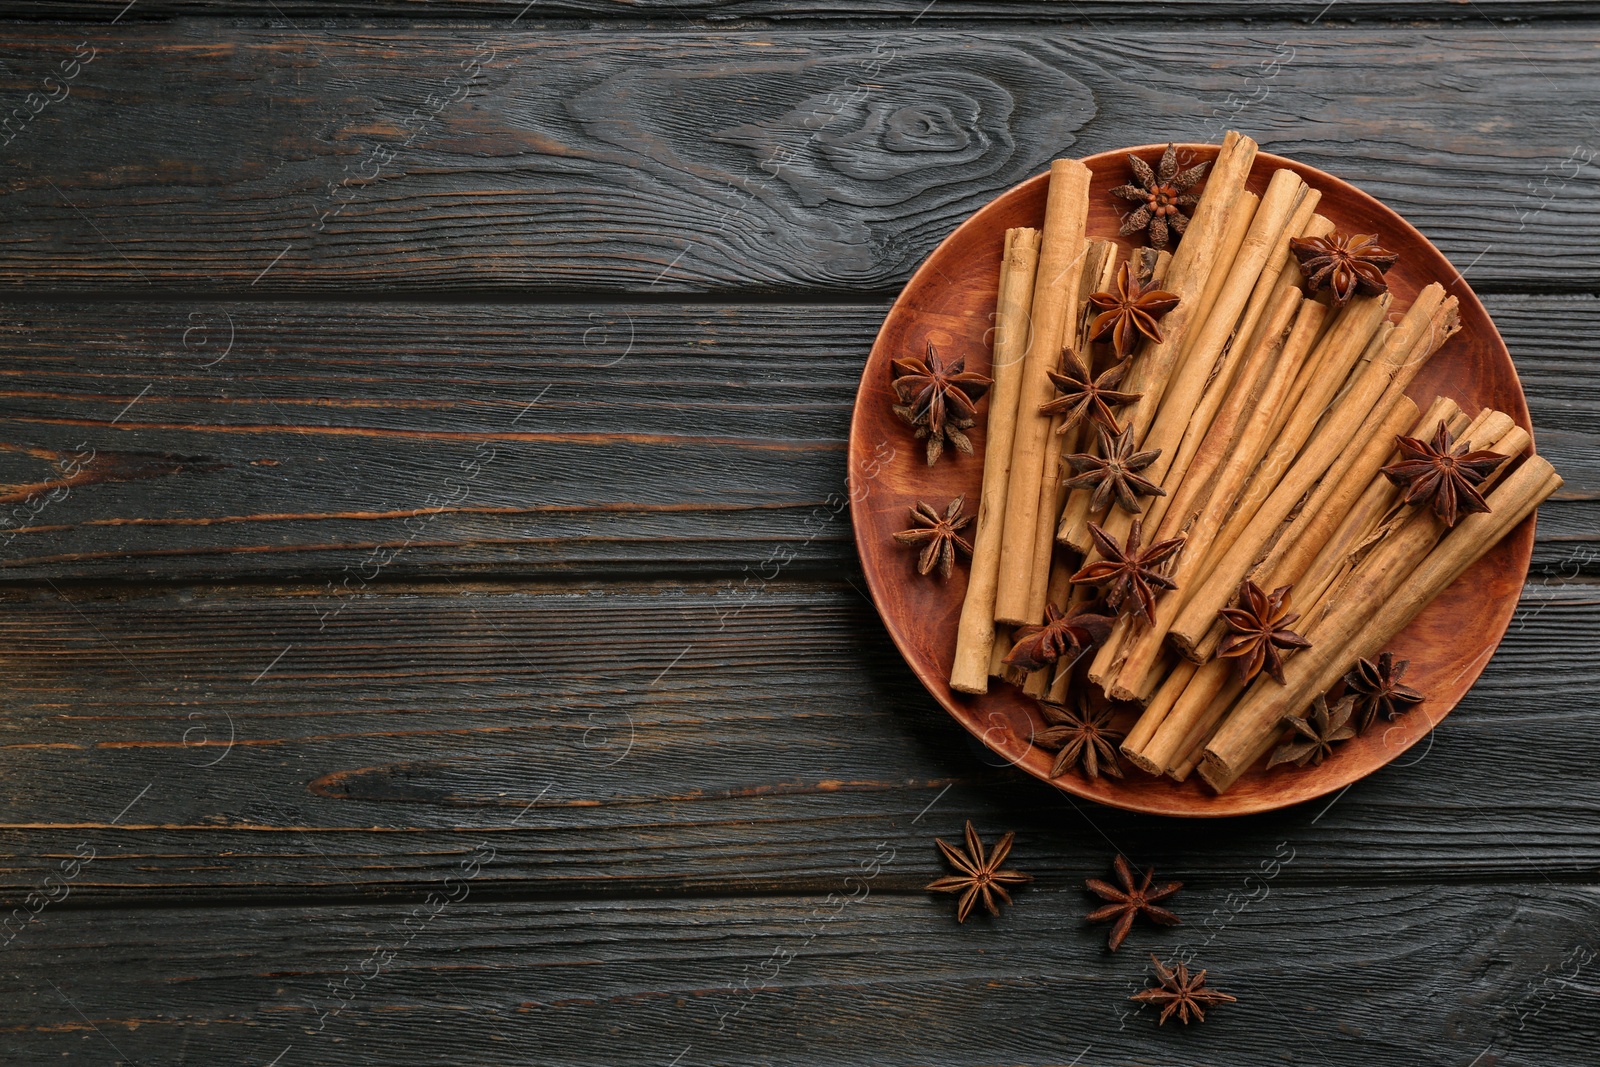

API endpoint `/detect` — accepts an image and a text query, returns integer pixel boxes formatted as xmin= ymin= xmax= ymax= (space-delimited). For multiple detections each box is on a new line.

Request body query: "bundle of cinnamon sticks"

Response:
xmin=945 ymin=132 xmax=1561 ymax=794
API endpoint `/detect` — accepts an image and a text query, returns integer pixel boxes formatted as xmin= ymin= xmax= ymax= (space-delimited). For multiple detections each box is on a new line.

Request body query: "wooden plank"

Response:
xmin=1 ymin=882 xmax=1596 ymax=1065
xmin=5 ymin=1 xmax=1597 ymax=18
xmin=0 ymin=578 xmax=1595 ymax=899
xmin=1 ymin=27 xmax=1600 ymax=292
xmin=0 ymin=297 xmax=1592 ymax=582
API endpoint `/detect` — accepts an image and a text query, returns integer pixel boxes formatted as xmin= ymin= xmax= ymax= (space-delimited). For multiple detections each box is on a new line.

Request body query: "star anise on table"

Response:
xmin=1217 ymin=580 xmax=1313 ymax=685
xmin=1111 ymin=143 xmax=1210 ymax=252
xmin=1381 ymin=419 xmax=1507 ymax=527
xmin=926 ymin=821 xmax=1033 ymax=923
xmin=1035 ymin=697 xmax=1125 ymax=781
xmin=892 ymin=496 xmax=973 ymax=580
xmin=1087 ymin=262 xmax=1182 ymax=360
xmin=1062 ymin=426 xmax=1166 ymax=515
xmin=890 ymin=341 xmax=993 ymax=465
xmin=1268 ymin=693 xmax=1358 ymax=769
xmin=1041 ymin=348 xmax=1142 ymax=435
xmin=1086 ymin=855 xmax=1181 ymax=951
xmin=1004 ymin=602 xmax=1116 ymax=673
xmin=1071 ymin=519 xmax=1185 ymax=624
xmin=1344 ymin=651 xmax=1424 ymax=733
xmin=1288 ymin=230 xmax=1399 ymax=308
xmin=1130 ymin=955 xmax=1237 ymax=1025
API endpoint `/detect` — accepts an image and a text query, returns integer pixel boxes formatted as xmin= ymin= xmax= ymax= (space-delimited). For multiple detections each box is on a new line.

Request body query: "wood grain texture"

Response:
xmin=3 ymin=27 xmax=1600 ymax=292
xmin=0 ymin=578 xmax=1594 ymax=900
xmin=0 ymin=298 xmax=1591 ymax=583
xmin=3 ymin=882 xmax=1597 ymax=1066
xmin=5 ymin=1 xmax=1598 ymax=20
xmin=0 ymin=12 xmax=1597 ymax=1066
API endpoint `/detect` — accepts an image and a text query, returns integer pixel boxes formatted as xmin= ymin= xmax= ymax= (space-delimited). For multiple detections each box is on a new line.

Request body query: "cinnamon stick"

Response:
xmin=1120 ymin=658 xmax=1199 ymax=773
xmin=1227 ymin=189 xmax=1323 ymax=374
xmin=1117 ymin=132 xmax=1259 ymax=435
xmin=994 ymin=160 xmax=1091 ymax=626
xmin=1076 ymin=166 xmax=1303 ymax=628
xmin=1023 ymin=241 xmax=1118 ymax=622
xmin=1181 ymin=190 xmax=1261 ymax=357
xmin=1095 ymin=287 xmax=1310 ymax=701
xmin=1273 ymin=398 xmax=1465 ymax=632
xmin=1057 ymin=250 xmax=1172 ymax=552
xmin=950 ymin=227 xmax=1042 ymax=693
xmin=1199 ymin=452 xmax=1561 ymax=792
xmin=1163 ymin=292 xmax=1395 ymax=656
xmin=1196 ymin=411 xmax=1530 ymax=786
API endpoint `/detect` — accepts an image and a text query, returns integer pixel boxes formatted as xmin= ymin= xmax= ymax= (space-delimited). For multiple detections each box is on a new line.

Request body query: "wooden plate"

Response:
xmin=848 ymin=144 xmax=1535 ymax=817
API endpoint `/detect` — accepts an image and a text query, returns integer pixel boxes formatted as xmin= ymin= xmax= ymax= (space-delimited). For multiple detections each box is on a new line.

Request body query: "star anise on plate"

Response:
xmin=1380 ymin=419 xmax=1507 ymax=527
xmin=1288 ymin=230 xmax=1399 ymax=308
xmin=1041 ymin=348 xmax=1141 ymax=435
xmin=1344 ymin=651 xmax=1424 ymax=733
xmin=1217 ymin=580 xmax=1313 ymax=685
xmin=1035 ymin=697 xmax=1125 ymax=781
xmin=892 ymin=496 xmax=973 ymax=580
xmin=1062 ymin=426 xmax=1166 ymax=515
xmin=1268 ymin=693 xmax=1358 ymax=769
xmin=1004 ymin=602 xmax=1116 ymax=673
xmin=1070 ymin=519 xmax=1185 ymax=624
xmin=1087 ymin=262 xmax=1182 ymax=360
xmin=925 ymin=821 xmax=1032 ymax=923
xmin=1110 ymin=143 xmax=1209 ymax=252
xmin=1085 ymin=855 xmax=1181 ymax=951
xmin=1130 ymin=955 xmax=1237 ymax=1025
xmin=890 ymin=341 xmax=993 ymax=465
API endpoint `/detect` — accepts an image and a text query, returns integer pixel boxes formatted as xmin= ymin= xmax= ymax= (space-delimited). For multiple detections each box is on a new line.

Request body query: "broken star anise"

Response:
xmin=1087 ymin=262 xmax=1181 ymax=360
xmin=1130 ymin=955 xmax=1237 ymax=1025
xmin=1035 ymin=697 xmax=1125 ymax=781
xmin=1268 ymin=693 xmax=1358 ymax=769
xmin=1289 ymin=230 xmax=1399 ymax=308
xmin=1381 ymin=419 xmax=1507 ymax=528
xmin=1070 ymin=519 xmax=1185 ymax=624
xmin=1062 ymin=425 xmax=1166 ymax=516
xmin=892 ymin=496 xmax=973 ymax=580
xmin=1111 ymin=143 xmax=1209 ymax=252
xmin=1344 ymin=651 xmax=1424 ymax=733
xmin=1217 ymin=580 xmax=1312 ymax=685
xmin=1085 ymin=855 xmax=1181 ymax=951
xmin=926 ymin=821 xmax=1032 ymax=923
xmin=890 ymin=341 xmax=993 ymax=465
xmin=1041 ymin=348 xmax=1142 ymax=435
xmin=1004 ymin=602 xmax=1115 ymax=674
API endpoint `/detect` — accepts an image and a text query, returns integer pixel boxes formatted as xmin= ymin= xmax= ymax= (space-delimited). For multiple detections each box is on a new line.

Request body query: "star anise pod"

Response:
xmin=1087 ymin=262 xmax=1181 ymax=360
xmin=1004 ymin=602 xmax=1116 ymax=673
xmin=1041 ymin=348 xmax=1141 ymax=435
xmin=1111 ymin=143 xmax=1209 ymax=251
xmin=892 ymin=496 xmax=973 ymax=580
xmin=1381 ymin=419 xmax=1507 ymax=527
xmin=1216 ymin=580 xmax=1313 ymax=685
xmin=1085 ymin=855 xmax=1180 ymax=951
xmin=925 ymin=821 xmax=1032 ymax=923
xmin=1062 ymin=425 xmax=1166 ymax=515
xmin=1130 ymin=955 xmax=1237 ymax=1025
xmin=1035 ymin=697 xmax=1125 ymax=781
xmin=1289 ymin=230 xmax=1399 ymax=308
xmin=1070 ymin=519 xmax=1184 ymax=623
xmin=1268 ymin=693 xmax=1358 ymax=769
xmin=890 ymin=341 xmax=993 ymax=465
xmin=1344 ymin=651 xmax=1424 ymax=733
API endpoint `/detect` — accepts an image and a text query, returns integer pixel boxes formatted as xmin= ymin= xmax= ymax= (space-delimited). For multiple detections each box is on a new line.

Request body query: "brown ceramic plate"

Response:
xmin=849 ymin=144 xmax=1535 ymax=817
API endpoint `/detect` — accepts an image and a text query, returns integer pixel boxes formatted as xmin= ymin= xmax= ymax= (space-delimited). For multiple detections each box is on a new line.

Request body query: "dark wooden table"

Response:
xmin=2 ymin=3 xmax=1597 ymax=1064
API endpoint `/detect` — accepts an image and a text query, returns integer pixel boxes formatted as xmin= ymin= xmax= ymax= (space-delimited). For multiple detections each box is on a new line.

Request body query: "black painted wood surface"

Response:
xmin=1 ymin=7 xmax=1598 ymax=1066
